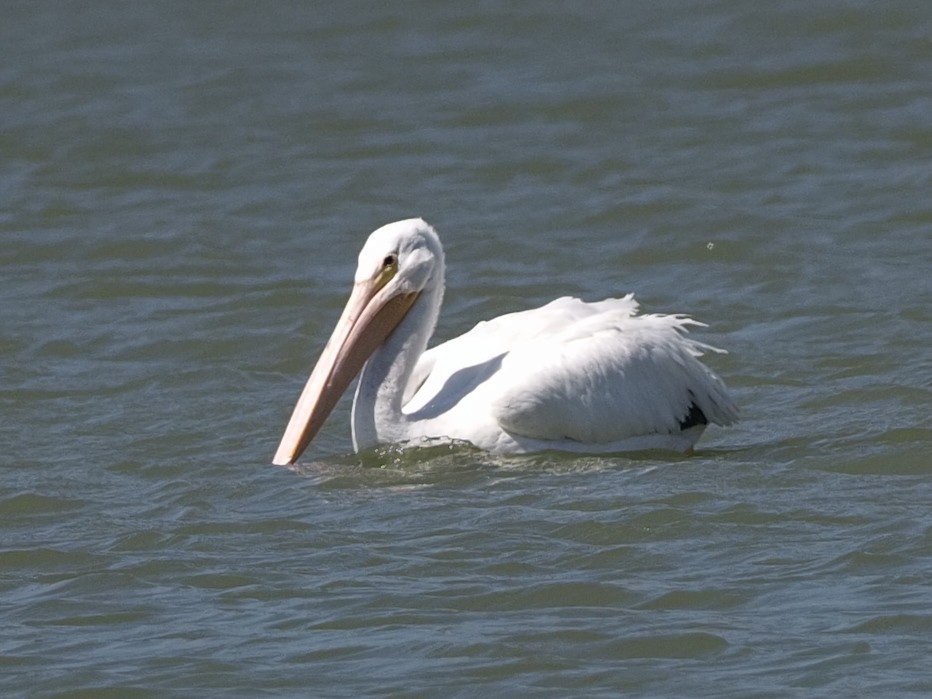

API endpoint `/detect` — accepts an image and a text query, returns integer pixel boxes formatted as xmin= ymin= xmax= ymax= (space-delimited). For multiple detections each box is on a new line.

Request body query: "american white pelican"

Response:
xmin=273 ymin=218 xmax=737 ymax=465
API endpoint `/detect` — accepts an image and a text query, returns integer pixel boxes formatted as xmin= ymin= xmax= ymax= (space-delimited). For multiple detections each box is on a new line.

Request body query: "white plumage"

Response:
xmin=273 ymin=218 xmax=737 ymax=464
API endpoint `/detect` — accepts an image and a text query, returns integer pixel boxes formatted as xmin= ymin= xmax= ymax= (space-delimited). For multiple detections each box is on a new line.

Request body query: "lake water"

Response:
xmin=2 ymin=2 xmax=931 ymax=697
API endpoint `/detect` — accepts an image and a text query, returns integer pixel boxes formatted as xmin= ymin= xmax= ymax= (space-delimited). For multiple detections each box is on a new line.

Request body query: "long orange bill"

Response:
xmin=272 ymin=281 xmax=419 ymax=465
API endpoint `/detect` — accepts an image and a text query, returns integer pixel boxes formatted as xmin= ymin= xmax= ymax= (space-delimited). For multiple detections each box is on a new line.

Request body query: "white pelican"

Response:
xmin=273 ymin=218 xmax=737 ymax=465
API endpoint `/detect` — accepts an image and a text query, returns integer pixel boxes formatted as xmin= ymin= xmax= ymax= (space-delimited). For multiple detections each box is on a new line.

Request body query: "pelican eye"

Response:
xmin=373 ymin=252 xmax=399 ymax=291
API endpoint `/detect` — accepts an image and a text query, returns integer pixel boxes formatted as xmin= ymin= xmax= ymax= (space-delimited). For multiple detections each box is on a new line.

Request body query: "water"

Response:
xmin=2 ymin=2 xmax=931 ymax=696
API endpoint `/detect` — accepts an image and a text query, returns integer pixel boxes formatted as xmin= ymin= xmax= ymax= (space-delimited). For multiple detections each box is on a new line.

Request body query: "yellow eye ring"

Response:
xmin=373 ymin=253 xmax=399 ymax=291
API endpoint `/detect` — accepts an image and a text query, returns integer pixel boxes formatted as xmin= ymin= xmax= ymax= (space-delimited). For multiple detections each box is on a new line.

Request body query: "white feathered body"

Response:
xmin=274 ymin=219 xmax=737 ymax=464
xmin=363 ymin=294 xmax=737 ymax=453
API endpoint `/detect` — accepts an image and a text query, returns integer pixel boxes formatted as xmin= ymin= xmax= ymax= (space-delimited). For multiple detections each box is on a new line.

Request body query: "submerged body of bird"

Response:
xmin=273 ymin=219 xmax=737 ymax=465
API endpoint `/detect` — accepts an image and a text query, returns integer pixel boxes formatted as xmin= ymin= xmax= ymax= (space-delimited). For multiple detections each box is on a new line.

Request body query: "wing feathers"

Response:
xmin=404 ymin=295 xmax=737 ymax=446
xmin=491 ymin=312 xmax=737 ymax=443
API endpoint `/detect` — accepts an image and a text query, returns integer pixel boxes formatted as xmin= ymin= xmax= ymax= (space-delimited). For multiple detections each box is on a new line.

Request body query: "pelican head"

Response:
xmin=272 ymin=218 xmax=444 ymax=465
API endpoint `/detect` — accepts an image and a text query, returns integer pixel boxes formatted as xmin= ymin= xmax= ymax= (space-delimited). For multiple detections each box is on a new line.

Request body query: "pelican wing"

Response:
xmin=491 ymin=312 xmax=738 ymax=443
xmin=403 ymin=296 xmax=640 ymax=412
xmin=404 ymin=295 xmax=736 ymax=444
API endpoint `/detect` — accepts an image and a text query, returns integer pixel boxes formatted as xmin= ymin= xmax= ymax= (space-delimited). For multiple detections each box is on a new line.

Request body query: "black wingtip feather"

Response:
xmin=678 ymin=402 xmax=708 ymax=431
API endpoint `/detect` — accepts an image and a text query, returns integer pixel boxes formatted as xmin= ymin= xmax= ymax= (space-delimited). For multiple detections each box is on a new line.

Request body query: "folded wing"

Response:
xmin=405 ymin=295 xmax=737 ymax=444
